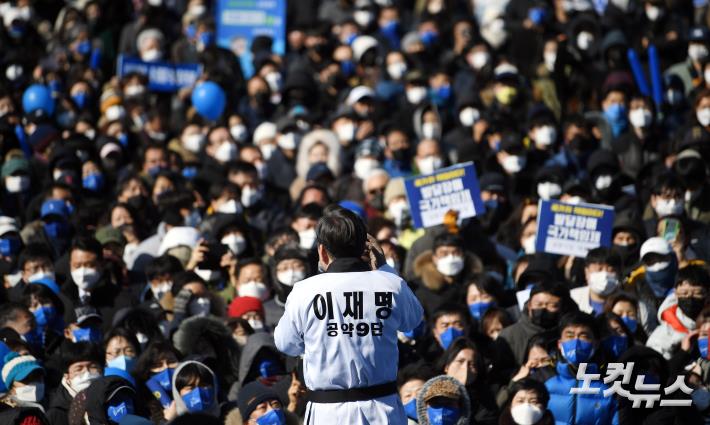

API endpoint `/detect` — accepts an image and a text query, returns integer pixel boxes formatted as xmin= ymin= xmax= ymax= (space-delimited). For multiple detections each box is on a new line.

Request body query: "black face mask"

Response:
xmin=677 ymin=297 xmax=705 ymax=320
xmin=370 ymin=193 xmax=385 ymax=211
xmin=391 ymin=148 xmax=411 ymax=163
xmin=126 ymin=194 xmax=147 ymax=211
xmin=614 ymin=243 xmax=639 ymax=266
xmin=530 ymin=308 xmax=559 ymax=329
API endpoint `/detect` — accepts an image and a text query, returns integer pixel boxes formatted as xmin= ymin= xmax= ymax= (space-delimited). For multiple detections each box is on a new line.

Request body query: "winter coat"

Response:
xmin=545 ymin=361 xmax=618 ymax=425
xmin=496 ymin=311 xmax=556 ymax=371
xmin=412 ymin=250 xmax=482 ymax=317
xmin=646 ymin=293 xmax=696 ymax=360
xmin=46 ymin=378 xmax=78 ymax=425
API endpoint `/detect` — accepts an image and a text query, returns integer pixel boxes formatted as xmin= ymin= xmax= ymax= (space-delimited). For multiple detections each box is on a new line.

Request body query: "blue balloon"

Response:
xmin=191 ymin=81 xmax=226 ymax=121
xmin=22 ymin=84 xmax=55 ymax=115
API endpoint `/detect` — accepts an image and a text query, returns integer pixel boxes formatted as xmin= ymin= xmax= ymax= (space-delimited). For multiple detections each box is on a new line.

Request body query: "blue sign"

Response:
xmin=117 ymin=55 xmax=202 ymax=92
xmin=404 ymin=162 xmax=485 ymax=229
xmin=215 ymin=0 xmax=287 ymax=78
xmin=535 ymin=200 xmax=615 ymax=258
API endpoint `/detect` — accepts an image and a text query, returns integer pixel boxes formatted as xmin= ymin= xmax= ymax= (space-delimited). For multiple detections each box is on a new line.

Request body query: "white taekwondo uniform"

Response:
xmin=274 ymin=258 xmax=423 ymax=425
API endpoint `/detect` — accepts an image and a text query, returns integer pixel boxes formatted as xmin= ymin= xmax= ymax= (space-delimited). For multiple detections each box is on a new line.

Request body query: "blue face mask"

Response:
xmin=381 ymin=20 xmax=399 ymax=37
xmin=147 ymin=166 xmax=164 ymax=178
xmin=82 ymin=173 xmax=104 ymax=192
xmin=33 ymin=305 xmax=56 ymax=327
xmin=49 ymin=80 xmax=63 ymax=96
xmin=699 ymin=336 xmax=709 ymax=359
xmin=181 ymin=386 xmax=214 ymax=413
xmin=344 ymin=33 xmax=358 ymax=45
xmin=341 ymin=60 xmax=356 ymax=77
xmin=420 ymin=30 xmax=438 ymax=47
xmin=439 ymin=327 xmax=465 ymax=350
xmin=117 ymin=133 xmax=129 ymax=147
xmin=602 ymin=334 xmax=628 ymax=359
xmin=256 ymin=408 xmax=286 ymax=425
xmin=404 ymin=399 xmax=418 ymax=420
xmin=483 ymin=199 xmax=498 ymax=213
xmin=184 ymin=209 xmax=202 ymax=228
xmin=0 ymin=237 xmax=21 ymax=256
xmin=199 ymin=31 xmax=214 ymax=47
xmin=44 ymin=221 xmax=70 ymax=240
xmin=468 ymin=301 xmax=495 ymax=321
xmin=182 ymin=166 xmax=198 ymax=180
xmin=72 ymin=327 xmax=103 ymax=343
xmin=528 ymin=7 xmax=547 ymax=25
xmin=77 ymin=40 xmax=92 ymax=56
xmin=603 ymin=103 xmax=628 ymax=137
xmin=186 ymin=24 xmax=196 ymax=39
xmin=146 ymin=368 xmax=174 ymax=407
xmin=72 ymin=92 xmax=89 ymax=109
xmin=645 ymin=257 xmax=678 ymax=298
xmin=22 ymin=328 xmax=43 ymax=349
xmin=560 ymin=338 xmax=595 ymax=365
xmin=107 ymin=355 xmax=136 ymax=372
xmin=427 ymin=405 xmax=460 ymax=425
xmin=106 ymin=398 xmax=134 ymax=423
xmin=258 ymin=359 xmax=281 ymax=378
xmin=621 ymin=316 xmax=638 ymax=333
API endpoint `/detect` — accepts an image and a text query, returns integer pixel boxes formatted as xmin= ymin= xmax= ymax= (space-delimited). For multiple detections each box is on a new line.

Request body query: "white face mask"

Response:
xmin=141 ymin=48 xmax=163 ymax=62
xmin=214 ymin=141 xmax=238 ymax=163
xmin=14 ymin=382 xmax=44 ymax=403
xmin=264 ymin=72 xmax=282 ymax=93
xmin=417 ymin=156 xmax=443 ymax=175
xmin=298 ymin=228 xmax=317 ymax=249
xmin=188 ymin=297 xmax=211 ymax=317
xmin=406 ymin=86 xmax=427 ymax=104
xmin=28 ymin=270 xmax=54 ymax=283
xmin=510 ymin=403 xmax=544 ymax=425
xmin=277 ymin=132 xmax=299 ymax=150
xmin=335 ymin=122 xmax=356 ymax=143
xmin=577 ymin=31 xmax=594 ymax=51
xmin=595 ymin=174 xmax=613 ymax=190
xmin=689 ymin=44 xmax=709 ymax=62
xmin=71 ymin=267 xmax=100 ymax=290
xmin=248 ymin=318 xmax=265 ymax=332
xmin=654 ymin=198 xmax=683 ymax=217
xmin=241 ymin=186 xmax=262 ymax=207
xmin=5 ymin=175 xmax=30 ymax=193
xmin=534 ymin=126 xmax=557 ymax=147
xmin=459 ymin=107 xmax=479 ymax=127
xmin=697 ymin=107 xmax=710 ymax=127
xmin=588 ymin=270 xmax=619 ymax=296
xmin=70 ymin=371 xmax=100 ymax=393
xmin=277 ymin=269 xmax=305 ymax=286
xmin=543 ymin=51 xmax=556 ymax=72
xmin=353 ymin=10 xmax=374 ymax=27
xmin=195 ymin=268 xmax=221 ymax=282
xmin=221 ymin=233 xmax=247 ymax=255
xmin=537 ymin=182 xmax=562 ymax=200
xmin=239 ymin=281 xmax=269 ymax=301
xmin=353 ymin=158 xmax=380 ymax=180
xmin=469 ymin=51 xmax=490 ymax=70
xmin=151 ymin=281 xmax=172 ymax=300
xmin=435 ymin=254 xmax=465 ymax=276
xmin=216 ymin=199 xmax=242 ymax=214
xmin=522 ymin=236 xmax=536 ymax=254
xmin=230 ymin=124 xmax=247 ymax=142
xmin=501 ymin=155 xmax=526 ymax=174
xmin=259 ymin=143 xmax=277 ymax=160
xmin=387 ymin=62 xmax=407 ymax=80
xmin=388 ymin=201 xmax=409 ymax=227
xmin=124 ymin=85 xmax=145 ymax=98
xmin=481 ymin=18 xmax=507 ymax=49
xmin=421 ymin=122 xmax=441 ymax=140
xmin=629 ymin=108 xmax=652 ymax=128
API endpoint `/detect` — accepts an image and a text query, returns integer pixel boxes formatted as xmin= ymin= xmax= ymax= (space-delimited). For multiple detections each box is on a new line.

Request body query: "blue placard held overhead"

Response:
xmin=404 ymin=162 xmax=485 ymax=229
xmin=535 ymin=200 xmax=615 ymax=258
xmin=215 ymin=0 xmax=287 ymax=78
xmin=116 ymin=55 xmax=202 ymax=92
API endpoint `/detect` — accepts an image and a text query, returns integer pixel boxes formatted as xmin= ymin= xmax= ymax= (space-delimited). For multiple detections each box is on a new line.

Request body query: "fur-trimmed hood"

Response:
xmin=413 ymin=250 xmax=482 ymax=291
xmin=416 ymin=375 xmax=471 ymax=425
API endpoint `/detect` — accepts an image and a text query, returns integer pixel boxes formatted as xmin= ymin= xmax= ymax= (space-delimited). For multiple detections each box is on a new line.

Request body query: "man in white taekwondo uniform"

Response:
xmin=274 ymin=206 xmax=423 ymax=424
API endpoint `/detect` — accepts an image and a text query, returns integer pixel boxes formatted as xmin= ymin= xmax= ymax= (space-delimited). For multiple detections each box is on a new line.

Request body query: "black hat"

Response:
xmin=238 ymin=381 xmax=281 ymax=420
xmin=479 ymin=173 xmax=506 ymax=192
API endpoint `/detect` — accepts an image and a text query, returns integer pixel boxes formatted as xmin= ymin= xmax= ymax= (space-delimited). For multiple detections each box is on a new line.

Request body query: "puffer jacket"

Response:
xmin=544 ymin=361 xmax=618 ymax=425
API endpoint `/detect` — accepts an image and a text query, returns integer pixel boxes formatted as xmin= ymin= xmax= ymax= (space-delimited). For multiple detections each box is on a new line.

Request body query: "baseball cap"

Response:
xmin=640 ymin=237 xmax=673 ymax=259
xmin=40 ymin=199 xmax=69 ymax=219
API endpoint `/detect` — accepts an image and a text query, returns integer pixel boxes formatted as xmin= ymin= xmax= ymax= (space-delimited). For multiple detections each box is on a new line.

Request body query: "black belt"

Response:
xmin=307 ymin=381 xmax=398 ymax=403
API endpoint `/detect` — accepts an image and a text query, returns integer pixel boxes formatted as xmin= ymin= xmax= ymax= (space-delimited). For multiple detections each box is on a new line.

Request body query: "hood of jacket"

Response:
xmin=656 ymin=292 xmax=696 ymax=331
xmin=172 ymin=360 xmax=220 ymax=417
xmin=81 ymin=376 xmax=135 ymax=425
xmin=415 ymin=375 xmax=471 ymax=425
xmin=413 ymin=250 xmax=482 ymax=291
xmin=238 ymin=332 xmax=278 ymax=385
xmin=295 ymin=129 xmax=342 ymax=178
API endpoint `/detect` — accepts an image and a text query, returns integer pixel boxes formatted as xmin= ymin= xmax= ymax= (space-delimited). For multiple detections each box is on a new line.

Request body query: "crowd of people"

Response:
xmin=4 ymin=0 xmax=710 ymax=424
